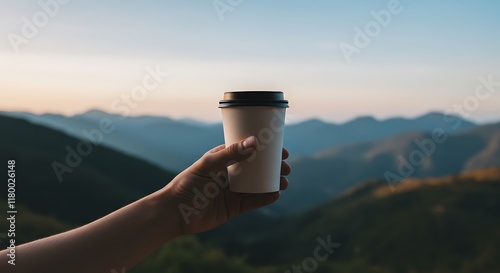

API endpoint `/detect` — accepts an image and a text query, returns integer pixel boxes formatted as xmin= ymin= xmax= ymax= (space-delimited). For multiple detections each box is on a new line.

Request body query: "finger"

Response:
xmin=199 ymin=136 xmax=256 ymax=173
xmin=239 ymin=192 xmax=280 ymax=214
xmin=208 ymin=144 xmax=226 ymax=154
xmin=280 ymin=177 xmax=289 ymax=190
xmin=281 ymin=161 xmax=291 ymax=176
xmin=282 ymin=148 xmax=289 ymax=160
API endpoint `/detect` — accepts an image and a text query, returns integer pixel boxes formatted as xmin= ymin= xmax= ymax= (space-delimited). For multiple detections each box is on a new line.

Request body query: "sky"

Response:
xmin=1 ymin=0 xmax=499 ymax=123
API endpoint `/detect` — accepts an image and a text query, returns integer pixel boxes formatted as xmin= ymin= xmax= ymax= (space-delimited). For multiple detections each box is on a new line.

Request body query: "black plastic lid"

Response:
xmin=219 ymin=91 xmax=289 ymax=108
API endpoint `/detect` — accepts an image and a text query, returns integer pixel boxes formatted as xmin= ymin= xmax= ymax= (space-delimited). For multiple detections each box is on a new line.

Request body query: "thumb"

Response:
xmin=199 ymin=136 xmax=257 ymax=173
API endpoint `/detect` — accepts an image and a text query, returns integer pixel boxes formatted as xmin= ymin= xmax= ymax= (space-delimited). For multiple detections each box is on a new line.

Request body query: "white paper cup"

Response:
xmin=219 ymin=91 xmax=288 ymax=193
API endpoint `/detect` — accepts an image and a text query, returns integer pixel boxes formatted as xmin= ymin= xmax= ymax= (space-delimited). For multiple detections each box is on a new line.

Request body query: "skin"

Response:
xmin=0 ymin=136 xmax=291 ymax=273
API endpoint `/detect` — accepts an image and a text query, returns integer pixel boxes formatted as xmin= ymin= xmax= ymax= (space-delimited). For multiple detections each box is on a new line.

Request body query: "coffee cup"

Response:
xmin=219 ymin=91 xmax=288 ymax=193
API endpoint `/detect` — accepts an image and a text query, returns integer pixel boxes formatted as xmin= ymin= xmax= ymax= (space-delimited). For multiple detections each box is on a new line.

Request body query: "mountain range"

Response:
xmin=0 ymin=110 xmax=476 ymax=172
xmin=0 ymin=115 xmax=176 ymax=225
xmin=2 ymin=110 xmax=497 ymax=214
xmin=1 ymin=114 xmax=499 ymax=273
xmin=0 ymin=110 xmax=223 ymax=172
xmin=272 ymin=121 xmax=500 ymax=213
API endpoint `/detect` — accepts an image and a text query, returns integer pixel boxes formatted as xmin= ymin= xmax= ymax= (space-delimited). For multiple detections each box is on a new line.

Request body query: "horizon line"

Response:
xmin=2 ymin=108 xmax=498 ymax=126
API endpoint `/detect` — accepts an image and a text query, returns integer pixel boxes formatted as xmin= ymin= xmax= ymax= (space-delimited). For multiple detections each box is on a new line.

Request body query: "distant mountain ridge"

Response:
xmin=0 ymin=110 xmax=224 ymax=171
xmin=285 ymin=112 xmax=476 ymax=155
xmin=274 ymin=121 xmax=500 ymax=214
xmin=0 ymin=110 xmax=477 ymax=172
xmin=1 ymin=110 xmax=494 ymax=215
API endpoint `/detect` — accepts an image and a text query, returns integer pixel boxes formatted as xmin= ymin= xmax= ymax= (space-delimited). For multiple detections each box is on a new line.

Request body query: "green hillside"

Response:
xmin=0 ymin=115 xmax=177 ymax=226
xmin=207 ymin=167 xmax=500 ymax=273
xmin=4 ymin=163 xmax=498 ymax=273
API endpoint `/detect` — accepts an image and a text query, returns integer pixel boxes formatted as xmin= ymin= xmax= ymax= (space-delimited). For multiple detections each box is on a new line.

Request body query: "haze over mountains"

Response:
xmin=2 ymin=110 xmax=499 ymax=214
xmin=276 ymin=122 xmax=500 ymax=213
xmin=1 ymin=110 xmax=223 ymax=172
xmin=0 ymin=110 xmax=476 ymax=172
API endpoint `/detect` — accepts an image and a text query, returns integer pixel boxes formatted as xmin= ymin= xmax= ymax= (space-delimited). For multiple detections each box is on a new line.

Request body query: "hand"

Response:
xmin=0 ymin=136 xmax=290 ymax=273
xmin=162 ymin=136 xmax=291 ymax=235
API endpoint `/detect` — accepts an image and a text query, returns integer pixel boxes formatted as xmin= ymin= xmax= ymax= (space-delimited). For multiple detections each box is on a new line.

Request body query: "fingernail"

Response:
xmin=242 ymin=136 xmax=256 ymax=149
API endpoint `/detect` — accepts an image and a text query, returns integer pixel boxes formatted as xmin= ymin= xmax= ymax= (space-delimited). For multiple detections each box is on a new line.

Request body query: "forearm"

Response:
xmin=0 ymin=187 xmax=181 ymax=273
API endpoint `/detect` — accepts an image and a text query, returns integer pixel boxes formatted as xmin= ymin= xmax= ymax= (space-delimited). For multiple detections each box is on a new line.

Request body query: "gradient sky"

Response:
xmin=1 ymin=0 xmax=499 ymax=123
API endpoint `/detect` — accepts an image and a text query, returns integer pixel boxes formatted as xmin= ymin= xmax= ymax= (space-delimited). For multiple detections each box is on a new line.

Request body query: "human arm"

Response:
xmin=0 ymin=136 xmax=291 ymax=272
